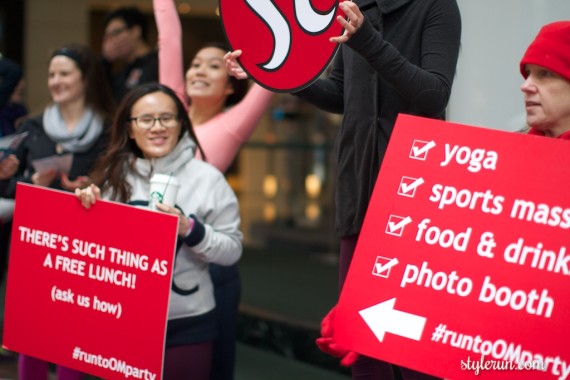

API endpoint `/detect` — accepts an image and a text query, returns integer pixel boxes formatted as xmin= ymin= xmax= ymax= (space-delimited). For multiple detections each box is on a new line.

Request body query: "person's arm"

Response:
xmin=0 ymin=57 xmax=22 ymax=109
xmin=153 ymin=0 xmax=187 ymax=107
xmin=0 ymin=155 xmax=18 ymax=196
xmin=194 ymin=84 xmax=274 ymax=173
xmin=293 ymin=50 xmax=345 ymax=114
xmin=0 ymin=121 xmax=34 ymax=198
xmin=224 ymin=47 xmax=345 ymax=115
xmin=346 ymin=0 xmax=461 ymax=116
xmin=0 ymin=155 xmax=19 ymax=180
xmin=182 ymin=174 xmax=242 ymax=266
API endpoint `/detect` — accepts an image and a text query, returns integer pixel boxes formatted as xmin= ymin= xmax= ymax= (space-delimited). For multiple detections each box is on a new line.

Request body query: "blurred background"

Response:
xmin=0 ymin=0 xmax=569 ymax=378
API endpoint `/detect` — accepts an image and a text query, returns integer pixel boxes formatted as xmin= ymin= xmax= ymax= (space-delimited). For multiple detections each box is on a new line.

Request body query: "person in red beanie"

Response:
xmin=520 ymin=21 xmax=570 ymax=139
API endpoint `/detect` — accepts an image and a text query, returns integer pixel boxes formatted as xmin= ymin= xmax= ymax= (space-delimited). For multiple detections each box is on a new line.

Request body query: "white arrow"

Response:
xmin=359 ymin=298 xmax=426 ymax=342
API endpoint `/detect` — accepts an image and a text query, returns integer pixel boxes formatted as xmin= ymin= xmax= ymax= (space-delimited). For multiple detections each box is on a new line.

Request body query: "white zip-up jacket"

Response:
xmin=118 ymin=133 xmax=242 ymax=320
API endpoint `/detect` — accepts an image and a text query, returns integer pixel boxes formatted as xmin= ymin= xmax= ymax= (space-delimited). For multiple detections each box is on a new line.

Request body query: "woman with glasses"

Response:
xmin=76 ymin=82 xmax=242 ymax=380
xmin=1 ymin=44 xmax=114 ymax=380
xmin=152 ymin=2 xmax=274 ymax=378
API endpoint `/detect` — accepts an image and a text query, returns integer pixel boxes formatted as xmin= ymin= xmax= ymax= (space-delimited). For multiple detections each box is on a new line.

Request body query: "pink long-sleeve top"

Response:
xmin=154 ymin=0 xmax=273 ymax=173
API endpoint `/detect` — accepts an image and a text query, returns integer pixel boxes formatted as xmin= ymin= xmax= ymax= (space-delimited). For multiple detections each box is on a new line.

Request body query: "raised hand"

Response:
xmin=224 ymin=50 xmax=249 ymax=80
xmin=330 ymin=1 xmax=365 ymax=44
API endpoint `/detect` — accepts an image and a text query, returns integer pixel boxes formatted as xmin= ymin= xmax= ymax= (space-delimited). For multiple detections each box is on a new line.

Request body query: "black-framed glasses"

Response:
xmin=129 ymin=113 xmax=180 ymax=129
xmin=104 ymin=26 xmax=128 ymax=39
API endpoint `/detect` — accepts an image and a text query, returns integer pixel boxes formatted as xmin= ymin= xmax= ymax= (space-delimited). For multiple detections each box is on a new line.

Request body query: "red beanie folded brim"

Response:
xmin=520 ymin=21 xmax=570 ymax=81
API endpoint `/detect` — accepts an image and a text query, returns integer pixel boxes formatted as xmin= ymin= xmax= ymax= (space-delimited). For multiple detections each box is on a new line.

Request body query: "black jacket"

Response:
xmin=105 ymin=51 xmax=159 ymax=104
xmin=295 ymin=0 xmax=461 ymax=236
xmin=0 ymin=57 xmax=22 ymax=109
xmin=0 ymin=113 xmax=109 ymax=198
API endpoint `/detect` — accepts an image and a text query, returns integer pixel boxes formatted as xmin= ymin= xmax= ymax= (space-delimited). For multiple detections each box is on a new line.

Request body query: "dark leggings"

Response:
xmin=0 ymin=221 xmax=12 ymax=286
xmin=163 ymin=342 xmax=213 ymax=380
xmin=19 ymin=343 xmax=212 ymax=380
xmin=18 ymin=355 xmax=84 ymax=380
xmin=340 ymin=235 xmax=441 ymax=380
xmin=208 ymin=263 xmax=241 ymax=380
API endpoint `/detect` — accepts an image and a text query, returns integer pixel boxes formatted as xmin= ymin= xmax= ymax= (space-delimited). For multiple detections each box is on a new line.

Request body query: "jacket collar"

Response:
xmin=132 ymin=132 xmax=197 ymax=177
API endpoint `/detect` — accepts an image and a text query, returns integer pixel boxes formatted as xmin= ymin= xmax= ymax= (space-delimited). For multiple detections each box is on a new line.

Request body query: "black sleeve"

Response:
xmin=293 ymin=49 xmax=345 ymax=115
xmin=0 ymin=57 xmax=22 ymax=109
xmin=346 ymin=0 xmax=462 ymax=115
xmin=0 ymin=119 xmax=35 ymax=198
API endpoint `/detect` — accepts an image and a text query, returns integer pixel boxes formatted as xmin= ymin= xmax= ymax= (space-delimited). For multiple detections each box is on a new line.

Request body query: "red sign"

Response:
xmin=335 ymin=114 xmax=570 ymax=379
xmin=3 ymin=183 xmax=178 ymax=380
xmin=220 ymin=0 xmax=345 ymax=92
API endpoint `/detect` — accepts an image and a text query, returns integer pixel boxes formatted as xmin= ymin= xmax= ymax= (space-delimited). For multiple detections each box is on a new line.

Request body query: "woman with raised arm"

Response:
xmin=153 ymin=1 xmax=274 ymax=378
xmin=153 ymin=0 xmax=273 ymax=172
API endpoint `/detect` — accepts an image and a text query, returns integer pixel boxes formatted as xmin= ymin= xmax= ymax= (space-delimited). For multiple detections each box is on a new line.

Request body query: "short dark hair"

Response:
xmin=104 ymin=7 xmax=149 ymax=42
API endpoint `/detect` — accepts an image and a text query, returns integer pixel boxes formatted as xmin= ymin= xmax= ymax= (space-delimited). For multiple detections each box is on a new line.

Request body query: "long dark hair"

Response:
xmin=91 ymin=82 xmax=205 ymax=202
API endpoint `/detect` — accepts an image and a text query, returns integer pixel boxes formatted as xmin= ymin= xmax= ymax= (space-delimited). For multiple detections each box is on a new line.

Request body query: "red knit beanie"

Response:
xmin=520 ymin=21 xmax=570 ymax=81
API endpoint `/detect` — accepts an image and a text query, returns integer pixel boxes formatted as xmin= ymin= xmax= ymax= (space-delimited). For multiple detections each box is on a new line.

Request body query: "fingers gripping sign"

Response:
xmin=330 ymin=1 xmax=364 ymax=44
xmin=154 ymin=203 xmax=193 ymax=237
xmin=75 ymin=184 xmax=101 ymax=209
xmin=220 ymin=0 xmax=348 ymax=92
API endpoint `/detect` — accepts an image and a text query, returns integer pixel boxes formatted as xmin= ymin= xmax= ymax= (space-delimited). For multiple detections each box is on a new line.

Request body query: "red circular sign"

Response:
xmin=220 ymin=0 xmax=345 ymax=92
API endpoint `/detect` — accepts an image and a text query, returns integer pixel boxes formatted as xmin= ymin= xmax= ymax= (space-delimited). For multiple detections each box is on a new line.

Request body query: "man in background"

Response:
xmin=102 ymin=7 xmax=158 ymax=103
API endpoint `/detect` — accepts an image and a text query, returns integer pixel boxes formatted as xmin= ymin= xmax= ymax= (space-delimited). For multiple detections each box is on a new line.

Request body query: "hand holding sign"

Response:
xmin=4 ymin=183 xmax=177 ymax=379
xmin=75 ymin=184 xmax=101 ymax=209
xmin=316 ymin=306 xmax=359 ymax=367
xmin=334 ymin=115 xmax=570 ymax=380
xmin=329 ymin=1 xmax=364 ymax=44
xmin=220 ymin=0 xmax=347 ymax=92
